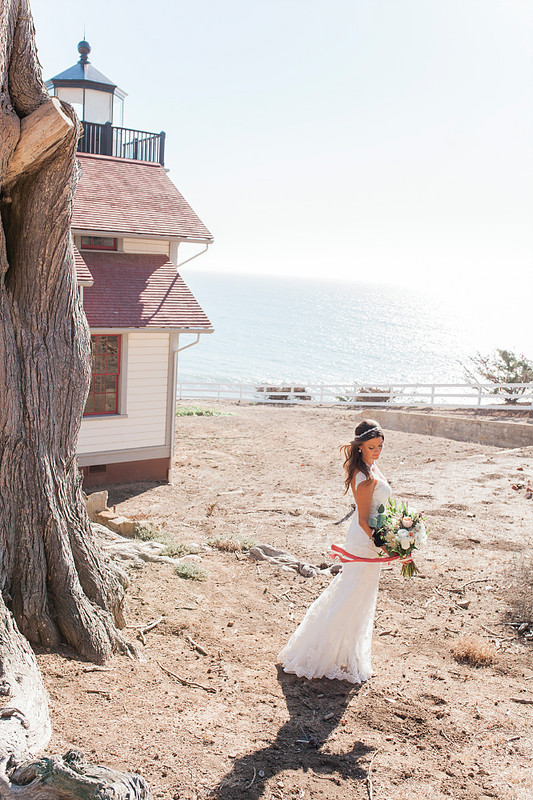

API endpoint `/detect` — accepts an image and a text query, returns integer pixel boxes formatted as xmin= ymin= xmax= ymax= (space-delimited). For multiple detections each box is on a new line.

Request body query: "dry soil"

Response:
xmin=36 ymin=403 xmax=533 ymax=800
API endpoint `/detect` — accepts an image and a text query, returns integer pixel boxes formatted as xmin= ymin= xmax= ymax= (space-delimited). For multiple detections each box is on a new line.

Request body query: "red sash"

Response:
xmin=331 ymin=543 xmax=411 ymax=564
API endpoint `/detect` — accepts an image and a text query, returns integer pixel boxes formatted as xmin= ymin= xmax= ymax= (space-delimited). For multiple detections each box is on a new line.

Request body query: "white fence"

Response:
xmin=177 ymin=381 xmax=533 ymax=409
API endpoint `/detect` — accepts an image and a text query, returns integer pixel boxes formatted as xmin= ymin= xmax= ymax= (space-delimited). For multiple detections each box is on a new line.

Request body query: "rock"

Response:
xmin=298 ymin=563 xmax=318 ymax=577
xmin=105 ymin=516 xmax=137 ymax=537
xmin=85 ymin=490 xmax=109 ymax=522
xmin=96 ymin=508 xmax=116 ymax=521
xmin=456 ymin=600 xmax=470 ymax=609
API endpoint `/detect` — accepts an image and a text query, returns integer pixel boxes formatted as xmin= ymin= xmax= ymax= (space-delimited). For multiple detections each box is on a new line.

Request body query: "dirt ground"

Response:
xmin=36 ymin=403 xmax=533 ymax=800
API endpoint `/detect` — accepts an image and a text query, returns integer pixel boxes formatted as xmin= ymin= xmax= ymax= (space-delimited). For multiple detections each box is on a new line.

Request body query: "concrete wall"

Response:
xmin=360 ymin=409 xmax=533 ymax=449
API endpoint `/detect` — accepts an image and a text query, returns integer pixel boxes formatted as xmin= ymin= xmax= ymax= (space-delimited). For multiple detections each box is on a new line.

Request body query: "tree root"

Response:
xmin=8 ymin=750 xmax=151 ymax=800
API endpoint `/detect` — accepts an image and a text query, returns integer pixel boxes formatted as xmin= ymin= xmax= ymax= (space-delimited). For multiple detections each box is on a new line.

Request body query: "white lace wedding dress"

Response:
xmin=278 ymin=465 xmax=391 ymax=683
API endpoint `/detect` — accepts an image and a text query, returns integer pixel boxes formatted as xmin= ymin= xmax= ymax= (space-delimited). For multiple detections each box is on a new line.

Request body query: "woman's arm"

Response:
xmin=351 ymin=474 xmax=377 ymax=539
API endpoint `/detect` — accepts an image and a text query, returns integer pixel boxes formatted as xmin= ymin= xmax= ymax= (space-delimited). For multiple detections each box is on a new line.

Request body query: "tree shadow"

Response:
xmin=210 ymin=666 xmax=372 ymax=799
xmin=106 ymin=481 xmax=163 ymax=505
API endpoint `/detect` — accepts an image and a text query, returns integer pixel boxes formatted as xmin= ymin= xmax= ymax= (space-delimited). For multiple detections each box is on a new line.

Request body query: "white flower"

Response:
xmin=399 ymin=537 xmax=411 ymax=551
xmin=414 ymin=531 xmax=428 ymax=548
xmin=402 ymin=516 xmax=414 ymax=528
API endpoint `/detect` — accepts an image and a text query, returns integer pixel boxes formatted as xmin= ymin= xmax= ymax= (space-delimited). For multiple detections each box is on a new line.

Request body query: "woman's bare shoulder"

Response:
xmin=353 ymin=470 xmax=374 ymax=488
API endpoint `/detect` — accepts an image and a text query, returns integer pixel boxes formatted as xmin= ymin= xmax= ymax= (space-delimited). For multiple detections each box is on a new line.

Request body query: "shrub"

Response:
xmin=451 ymin=636 xmax=495 ymax=667
xmin=174 ymin=561 xmax=207 ymax=581
xmin=464 ymin=349 xmax=533 ymax=404
xmin=207 ymin=535 xmax=256 ymax=553
xmin=134 ymin=524 xmax=201 ymax=560
xmin=133 ymin=523 xmax=158 ymax=541
xmin=505 ymin=555 xmax=533 ymax=630
xmin=161 ymin=542 xmax=201 ymax=559
xmin=175 ymin=405 xmax=229 ymax=417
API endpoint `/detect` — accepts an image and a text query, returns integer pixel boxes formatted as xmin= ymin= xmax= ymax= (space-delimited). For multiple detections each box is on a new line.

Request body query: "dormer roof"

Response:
xmin=78 ymin=251 xmax=213 ymax=331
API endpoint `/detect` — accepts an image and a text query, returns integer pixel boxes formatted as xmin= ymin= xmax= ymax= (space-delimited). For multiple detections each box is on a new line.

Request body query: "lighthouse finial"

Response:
xmin=78 ymin=39 xmax=91 ymax=64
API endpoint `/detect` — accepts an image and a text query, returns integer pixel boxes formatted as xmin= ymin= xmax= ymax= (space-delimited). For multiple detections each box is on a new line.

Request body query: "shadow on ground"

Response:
xmin=106 ymin=481 xmax=164 ymax=506
xmin=209 ymin=667 xmax=372 ymax=799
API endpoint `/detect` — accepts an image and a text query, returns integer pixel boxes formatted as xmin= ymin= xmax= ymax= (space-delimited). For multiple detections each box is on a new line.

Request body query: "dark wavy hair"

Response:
xmin=340 ymin=418 xmax=385 ymax=493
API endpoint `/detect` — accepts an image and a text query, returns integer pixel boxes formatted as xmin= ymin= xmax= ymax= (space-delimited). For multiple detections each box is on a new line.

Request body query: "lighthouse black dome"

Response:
xmin=48 ymin=40 xmax=118 ymax=93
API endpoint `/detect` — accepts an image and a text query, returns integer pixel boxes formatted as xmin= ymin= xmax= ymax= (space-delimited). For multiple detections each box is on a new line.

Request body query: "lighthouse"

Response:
xmin=46 ymin=41 xmax=213 ymax=486
xmin=46 ymin=41 xmax=164 ymax=164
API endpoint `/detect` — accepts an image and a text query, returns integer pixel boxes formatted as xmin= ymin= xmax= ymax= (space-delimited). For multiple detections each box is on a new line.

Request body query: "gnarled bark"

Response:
xmin=0 ymin=2 xmax=147 ymax=796
xmin=0 ymin=0 xmax=135 ymax=665
xmin=9 ymin=750 xmax=151 ymax=800
xmin=0 ymin=595 xmax=50 ymax=768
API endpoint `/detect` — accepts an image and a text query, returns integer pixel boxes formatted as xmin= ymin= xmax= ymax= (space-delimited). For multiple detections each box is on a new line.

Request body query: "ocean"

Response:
xmin=177 ymin=270 xmax=531 ymax=387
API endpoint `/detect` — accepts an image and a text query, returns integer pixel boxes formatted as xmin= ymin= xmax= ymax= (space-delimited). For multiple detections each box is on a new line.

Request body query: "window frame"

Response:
xmin=80 ymin=235 xmax=117 ymax=251
xmin=84 ymin=334 xmax=122 ymax=417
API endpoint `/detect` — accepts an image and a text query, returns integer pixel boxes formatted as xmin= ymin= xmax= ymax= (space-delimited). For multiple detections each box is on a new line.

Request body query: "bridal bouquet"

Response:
xmin=369 ymin=498 xmax=428 ymax=578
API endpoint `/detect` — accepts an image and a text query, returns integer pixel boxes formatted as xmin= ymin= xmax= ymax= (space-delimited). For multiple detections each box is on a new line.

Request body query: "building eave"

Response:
xmin=88 ymin=327 xmax=214 ymax=334
xmin=72 ymin=227 xmax=214 ymax=245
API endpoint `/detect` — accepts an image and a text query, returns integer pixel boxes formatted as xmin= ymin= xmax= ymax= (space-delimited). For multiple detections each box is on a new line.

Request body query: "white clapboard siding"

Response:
xmin=122 ymin=237 xmax=170 ymax=255
xmin=78 ymin=332 xmax=170 ymax=455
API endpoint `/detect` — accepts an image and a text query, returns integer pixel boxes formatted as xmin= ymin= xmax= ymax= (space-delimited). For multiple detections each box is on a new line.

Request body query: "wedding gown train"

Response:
xmin=278 ymin=466 xmax=391 ymax=683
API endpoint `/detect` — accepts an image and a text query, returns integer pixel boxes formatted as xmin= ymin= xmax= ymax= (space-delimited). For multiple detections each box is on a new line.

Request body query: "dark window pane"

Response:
xmin=96 ymin=336 xmax=107 ymax=355
xmin=85 ymin=334 xmax=121 ymax=416
xmin=107 ymin=355 xmax=118 ymax=373
xmin=94 ymin=355 xmax=107 ymax=374
xmin=107 ymin=336 xmax=119 ymax=354
xmin=81 ymin=236 xmax=116 ymax=250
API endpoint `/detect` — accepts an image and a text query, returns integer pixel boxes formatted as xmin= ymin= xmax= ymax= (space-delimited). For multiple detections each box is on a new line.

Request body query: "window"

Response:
xmin=80 ymin=236 xmax=117 ymax=250
xmin=84 ymin=335 xmax=121 ymax=415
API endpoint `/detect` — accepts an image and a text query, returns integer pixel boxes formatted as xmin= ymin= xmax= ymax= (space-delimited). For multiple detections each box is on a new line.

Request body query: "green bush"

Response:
xmin=175 ymin=405 xmax=230 ymax=417
xmin=464 ymin=349 xmax=533 ymax=404
xmin=161 ymin=542 xmax=200 ymax=558
xmin=174 ymin=561 xmax=207 ymax=581
xmin=207 ymin=535 xmax=256 ymax=553
xmin=133 ymin=523 xmax=158 ymax=541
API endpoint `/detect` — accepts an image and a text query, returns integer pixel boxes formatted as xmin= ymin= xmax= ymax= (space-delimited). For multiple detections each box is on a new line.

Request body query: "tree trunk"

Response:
xmin=0 ymin=594 xmax=50 ymax=767
xmin=0 ymin=4 xmax=151 ymax=795
xmin=0 ymin=0 xmax=136 ymax=663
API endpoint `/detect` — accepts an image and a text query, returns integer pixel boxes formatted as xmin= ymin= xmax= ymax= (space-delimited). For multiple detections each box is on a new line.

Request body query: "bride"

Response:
xmin=278 ymin=419 xmax=391 ymax=683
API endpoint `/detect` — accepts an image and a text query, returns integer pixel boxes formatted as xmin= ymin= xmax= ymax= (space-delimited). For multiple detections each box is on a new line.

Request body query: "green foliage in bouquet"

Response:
xmin=368 ymin=504 xmax=387 ymax=531
xmin=369 ymin=498 xmax=428 ymax=578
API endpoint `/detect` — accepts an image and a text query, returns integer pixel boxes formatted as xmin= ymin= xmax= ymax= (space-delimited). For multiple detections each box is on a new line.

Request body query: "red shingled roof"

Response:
xmin=74 ymin=244 xmax=94 ymax=285
xmin=72 ymin=154 xmax=213 ymax=242
xmin=80 ymin=251 xmax=212 ymax=330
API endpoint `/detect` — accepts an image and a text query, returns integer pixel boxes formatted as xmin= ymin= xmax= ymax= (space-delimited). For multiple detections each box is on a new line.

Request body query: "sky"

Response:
xmin=30 ymin=0 xmax=533 ymax=297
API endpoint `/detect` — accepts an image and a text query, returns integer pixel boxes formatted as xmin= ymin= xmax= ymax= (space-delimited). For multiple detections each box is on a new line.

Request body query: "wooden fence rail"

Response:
xmin=176 ymin=381 xmax=533 ymax=409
